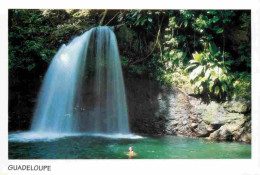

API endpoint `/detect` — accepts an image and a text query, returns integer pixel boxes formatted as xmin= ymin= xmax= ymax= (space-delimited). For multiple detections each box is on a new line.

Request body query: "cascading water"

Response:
xmin=30 ymin=26 xmax=130 ymax=134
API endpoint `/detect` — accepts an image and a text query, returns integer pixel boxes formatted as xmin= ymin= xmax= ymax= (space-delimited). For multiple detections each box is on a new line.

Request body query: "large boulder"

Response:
xmin=189 ymin=101 xmax=251 ymax=143
xmin=223 ymin=100 xmax=250 ymax=113
xmin=208 ymin=119 xmax=251 ymax=143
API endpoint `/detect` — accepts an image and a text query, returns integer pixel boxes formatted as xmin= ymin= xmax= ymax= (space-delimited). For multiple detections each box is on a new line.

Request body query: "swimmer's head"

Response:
xmin=129 ymin=146 xmax=133 ymax=151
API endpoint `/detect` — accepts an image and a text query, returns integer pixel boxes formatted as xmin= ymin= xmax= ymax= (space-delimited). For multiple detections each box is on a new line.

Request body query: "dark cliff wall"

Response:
xmin=125 ymin=76 xmax=192 ymax=136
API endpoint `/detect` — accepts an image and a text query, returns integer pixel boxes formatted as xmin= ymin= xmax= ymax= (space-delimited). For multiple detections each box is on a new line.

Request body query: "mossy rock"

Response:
xmin=196 ymin=102 xmax=227 ymax=125
xmin=209 ymin=124 xmax=235 ymax=141
xmin=224 ymin=100 xmax=249 ymax=113
xmin=208 ymin=117 xmax=250 ymax=142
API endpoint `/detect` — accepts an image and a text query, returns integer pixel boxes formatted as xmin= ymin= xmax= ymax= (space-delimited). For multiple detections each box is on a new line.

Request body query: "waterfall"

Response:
xmin=31 ymin=26 xmax=130 ymax=134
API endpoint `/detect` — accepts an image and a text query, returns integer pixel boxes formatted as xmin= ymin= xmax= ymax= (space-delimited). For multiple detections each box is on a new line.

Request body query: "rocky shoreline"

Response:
xmin=125 ymin=77 xmax=251 ymax=144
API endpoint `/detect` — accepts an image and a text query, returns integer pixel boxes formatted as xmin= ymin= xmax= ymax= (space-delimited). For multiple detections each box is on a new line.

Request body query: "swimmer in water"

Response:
xmin=126 ymin=146 xmax=137 ymax=158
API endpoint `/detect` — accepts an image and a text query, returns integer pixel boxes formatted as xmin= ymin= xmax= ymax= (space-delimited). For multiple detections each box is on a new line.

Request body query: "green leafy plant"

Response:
xmin=186 ymin=42 xmax=232 ymax=101
xmin=232 ymin=72 xmax=251 ymax=101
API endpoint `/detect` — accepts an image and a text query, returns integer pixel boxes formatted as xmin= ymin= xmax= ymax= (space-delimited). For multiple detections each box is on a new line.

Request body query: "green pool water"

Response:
xmin=8 ymin=132 xmax=251 ymax=159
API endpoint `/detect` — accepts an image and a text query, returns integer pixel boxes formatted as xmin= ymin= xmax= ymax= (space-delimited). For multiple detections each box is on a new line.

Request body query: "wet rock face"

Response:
xmin=162 ymin=90 xmax=193 ymax=136
xmin=125 ymin=77 xmax=193 ymax=136
xmin=125 ymin=77 xmax=251 ymax=143
xmin=125 ymin=77 xmax=167 ymax=135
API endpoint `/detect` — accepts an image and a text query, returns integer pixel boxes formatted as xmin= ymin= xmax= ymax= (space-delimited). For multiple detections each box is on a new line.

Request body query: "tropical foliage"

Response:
xmin=9 ymin=9 xmax=251 ymax=102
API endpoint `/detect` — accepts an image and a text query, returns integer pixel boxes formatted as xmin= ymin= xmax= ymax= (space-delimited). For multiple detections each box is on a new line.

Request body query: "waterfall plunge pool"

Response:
xmin=9 ymin=132 xmax=251 ymax=159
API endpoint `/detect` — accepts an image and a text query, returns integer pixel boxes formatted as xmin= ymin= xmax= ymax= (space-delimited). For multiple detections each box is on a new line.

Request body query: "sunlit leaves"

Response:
xmin=185 ymin=63 xmax=197 ymax=71
xmin=214 ymin=86 xmax=220 ymax=95
xmin=189 ymin=65 xmax=204 ymax=81
xmin=209 ymin=81 xmax=214 ymax=92
xmin=232 ymin=72 xmax=251 ymax=101
xmin=192 ymin=52 xmax=203 ymax=63
xmin=126 ymin=9 xmax=160 ymax=27
xmin=205 ymin=69 xmax=211 ymax=79
xmin=187 ymin=50 xmax=232 ymax=100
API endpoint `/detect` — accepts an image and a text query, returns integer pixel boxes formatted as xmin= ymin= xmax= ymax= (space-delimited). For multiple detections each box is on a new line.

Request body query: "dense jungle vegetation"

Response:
xmin=9 ymin=9 xmax=251 ymax=104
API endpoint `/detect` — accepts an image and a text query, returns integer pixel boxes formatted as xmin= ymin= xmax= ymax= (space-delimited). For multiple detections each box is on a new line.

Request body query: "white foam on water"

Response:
xmin=84 ymin=133 xmax=143 ymax=139
xmin=8 ymin=132 xmax=80 ymax=142
xmin=8 ymin=132 xmax=143 ymax=142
